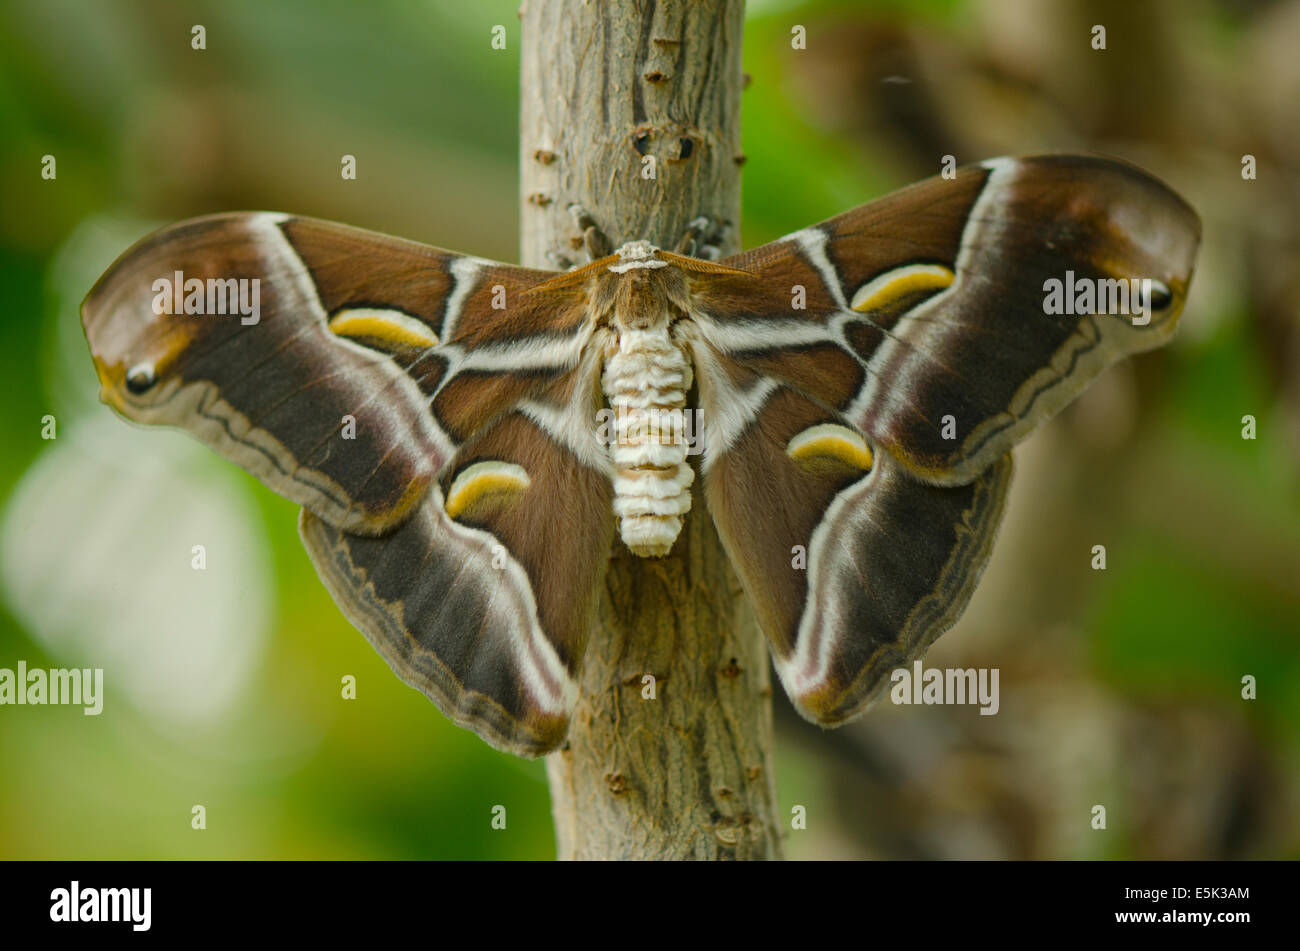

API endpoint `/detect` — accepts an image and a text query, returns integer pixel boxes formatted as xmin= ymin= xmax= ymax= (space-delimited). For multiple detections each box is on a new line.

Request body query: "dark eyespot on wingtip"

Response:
xmin=1149 ymin=279 xmax=1173 ymax=311
xmin=125 ymin=362 xmax=156 ymax=394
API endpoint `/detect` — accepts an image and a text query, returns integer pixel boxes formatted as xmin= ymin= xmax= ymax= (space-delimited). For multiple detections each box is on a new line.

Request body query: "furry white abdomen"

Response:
xmin=602 ymin=327 xmax=694 ymax=557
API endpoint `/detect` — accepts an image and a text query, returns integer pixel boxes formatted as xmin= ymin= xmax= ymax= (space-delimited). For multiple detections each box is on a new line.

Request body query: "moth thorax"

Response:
xmin=601 ymin=325 xmax=694 ymax=558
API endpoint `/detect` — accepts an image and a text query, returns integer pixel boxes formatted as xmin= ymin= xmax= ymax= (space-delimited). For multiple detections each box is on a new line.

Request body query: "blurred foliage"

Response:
xmin=0 ymin=0 xmax=1296 ymax=860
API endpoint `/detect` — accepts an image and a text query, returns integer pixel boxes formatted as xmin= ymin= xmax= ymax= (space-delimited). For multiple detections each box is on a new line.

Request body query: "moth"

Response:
xmin=81 ymin=155 xmax=1200 ymax=756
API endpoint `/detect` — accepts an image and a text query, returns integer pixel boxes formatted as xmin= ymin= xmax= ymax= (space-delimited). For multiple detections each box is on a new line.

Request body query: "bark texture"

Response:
xmin=519 ymin=0 xmax=783 ymax=859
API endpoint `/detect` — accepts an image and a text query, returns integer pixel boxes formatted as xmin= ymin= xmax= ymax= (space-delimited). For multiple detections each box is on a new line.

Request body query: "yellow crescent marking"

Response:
xmin=445 ymin=461 xmax=531 ymax=519
xmin=850 ymin=264 xmax=954 ymax=313
xmin=786 ymin=423 xmax=873 ymax=471
xmin=328 ymin=309 xmax=438 ymax=349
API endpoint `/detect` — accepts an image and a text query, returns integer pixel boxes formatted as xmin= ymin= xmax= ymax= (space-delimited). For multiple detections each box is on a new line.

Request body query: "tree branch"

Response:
xmin=519 ymin=0 xmax=782 ymax=860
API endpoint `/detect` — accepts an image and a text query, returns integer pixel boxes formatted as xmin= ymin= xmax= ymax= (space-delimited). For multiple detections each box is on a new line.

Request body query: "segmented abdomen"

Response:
xmin=601 ymin=327 xmax=694 ymax=557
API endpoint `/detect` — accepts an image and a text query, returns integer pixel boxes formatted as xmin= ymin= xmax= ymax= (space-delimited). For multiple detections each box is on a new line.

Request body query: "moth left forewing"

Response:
xmin=81 ymin=213 xmax=452 ymax=534
xmin=276 ymin=215 xmax=599 ymax=451
xmin=81 ymin=212 xmax=577 ymax=535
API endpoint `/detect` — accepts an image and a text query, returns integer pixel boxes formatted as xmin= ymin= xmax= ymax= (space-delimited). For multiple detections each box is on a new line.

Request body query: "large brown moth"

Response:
xmin=81 ymin=155 xmax=1199 ymax=756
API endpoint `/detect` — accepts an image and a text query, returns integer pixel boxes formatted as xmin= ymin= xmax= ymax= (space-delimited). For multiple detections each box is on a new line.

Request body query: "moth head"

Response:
xmin=608 ymin=240 xmax=665 ymax=273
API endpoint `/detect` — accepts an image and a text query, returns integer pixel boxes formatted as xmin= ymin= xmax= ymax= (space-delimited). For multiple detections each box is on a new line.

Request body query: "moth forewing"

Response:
xmin=79 ymin=212 xmax=448 ymax=535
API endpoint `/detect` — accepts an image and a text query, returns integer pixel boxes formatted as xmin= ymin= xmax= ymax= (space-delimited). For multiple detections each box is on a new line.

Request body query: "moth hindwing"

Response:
xmin=82 ymin=154 xmax=1199 ymax=753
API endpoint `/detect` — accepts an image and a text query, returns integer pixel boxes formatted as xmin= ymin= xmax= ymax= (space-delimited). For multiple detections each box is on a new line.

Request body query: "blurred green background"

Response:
xmin=1 ymin=0 xmax=1297 ymax=859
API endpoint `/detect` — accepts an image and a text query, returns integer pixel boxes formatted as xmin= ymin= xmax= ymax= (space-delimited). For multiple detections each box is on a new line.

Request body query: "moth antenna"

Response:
xmin=655 ymin=250 xmax=752 ymax=276
xmin=524 ymin=254 xmax=618 ymax=294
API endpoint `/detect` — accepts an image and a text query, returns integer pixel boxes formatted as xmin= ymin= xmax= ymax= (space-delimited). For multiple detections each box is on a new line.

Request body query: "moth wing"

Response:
xmin=696 ymin=154 xmax=1200 ymax=484
xmin=299 ymin=359 xmax=615 ymax=757
xmin=84 ymin=212 xmax=612 ymax=754
xmin=694 ymin=375 xmax=1011 ymax=725
xmin=81 ymin=212 xmax=572 ymax=534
